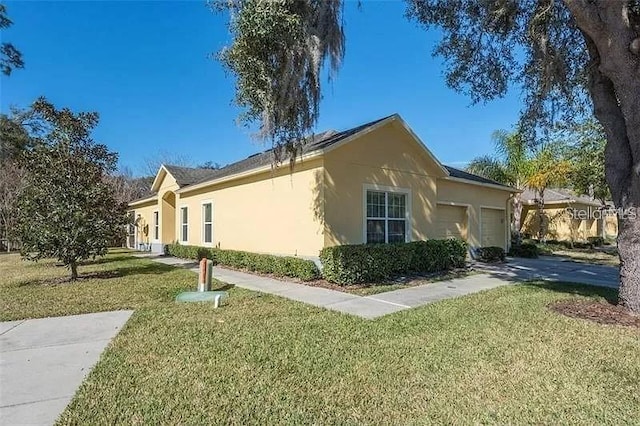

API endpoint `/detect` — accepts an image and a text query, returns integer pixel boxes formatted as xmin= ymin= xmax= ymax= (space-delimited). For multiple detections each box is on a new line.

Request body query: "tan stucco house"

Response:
xmin=520 ymin=188 xmax=618 ymax=241
xmin=127 ymin=114 xmax=518 ymax=257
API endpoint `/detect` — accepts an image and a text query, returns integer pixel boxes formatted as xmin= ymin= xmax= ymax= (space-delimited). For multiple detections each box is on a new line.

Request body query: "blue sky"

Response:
xmin=1 ymin=1 xmax=523 ymax=176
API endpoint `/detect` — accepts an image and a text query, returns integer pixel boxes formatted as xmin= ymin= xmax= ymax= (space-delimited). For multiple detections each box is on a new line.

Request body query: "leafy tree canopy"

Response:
xmin=0 ymin=4 xmax=23 ymax=75
xmin=17 ymin=98 xmax=128 ymax=280
xmin=215 ymin=0 xmax=345 ymax=161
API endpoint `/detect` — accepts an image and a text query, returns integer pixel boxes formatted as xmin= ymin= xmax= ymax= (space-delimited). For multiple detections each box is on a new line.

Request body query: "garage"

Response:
xmin=435 ymin=204 xmax=468 ymax=240
xmin=481 ymin=207 xmax=506 ymax=248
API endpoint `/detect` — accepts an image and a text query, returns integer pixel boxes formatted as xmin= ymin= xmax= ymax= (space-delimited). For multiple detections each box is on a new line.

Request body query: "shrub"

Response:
xmin=319 ymin=239 xmax=468 ymax=285
xmin=508 ymin=243 xmax=539 ymax=258
xmin=587 ymin=236 xmax=605 ymax=247
xmin=475 ymin=246 xmax=506 ymax=263
xmin=165 ymin=243 xmax=320 ymax=281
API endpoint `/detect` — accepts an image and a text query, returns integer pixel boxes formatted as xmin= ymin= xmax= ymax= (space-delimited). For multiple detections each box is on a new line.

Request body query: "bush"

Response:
xmin=587 ymin=236 xmax=605 ymax=247
xmin=319 ymin=239 xmax=468 ymax=285
xmin=165 ymin=243 xmax=320 ymax=281
xmin=475 ymin=246 xmax=506 ymax=263
xmin=508 ymin=243 xmax=539 ymax=258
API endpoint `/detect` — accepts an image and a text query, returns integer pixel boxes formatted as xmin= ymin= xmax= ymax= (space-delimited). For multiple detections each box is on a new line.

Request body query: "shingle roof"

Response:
xmin=521 ymin=188 xmax=603 ymax=206
xmin=444 ymin=165 xmax=514 ymax=189
xmin=163 ymin=165 xmax=221 ymax=187
xmin=172 ymin=115 xmax=395 ymax=189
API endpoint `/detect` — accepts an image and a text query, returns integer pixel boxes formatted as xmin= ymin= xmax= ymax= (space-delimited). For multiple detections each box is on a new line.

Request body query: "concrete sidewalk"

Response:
xmin=0 ymin=310 xmax=133 ymax=425
xmin=138 ymin=254 xmax=513 ymax=320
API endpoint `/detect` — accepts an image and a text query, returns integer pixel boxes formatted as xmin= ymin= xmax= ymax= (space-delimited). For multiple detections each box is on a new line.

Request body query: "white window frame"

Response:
xmin=362 ymin=184 xmax=412 ymax=244
xmin=152 ymin=210 xmax=160 ymax=242
xmin=179 ymin=205 xmax=189 ymax=244
xmin=201 ymin=200 xmax=213 ymax=247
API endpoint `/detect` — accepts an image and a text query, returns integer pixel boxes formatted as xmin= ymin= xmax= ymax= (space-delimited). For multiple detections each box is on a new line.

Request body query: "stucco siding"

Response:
xmin=521 ymin=202 xmax=606 ymax=241
xmin=436 ymin=179 xmax=511 ymax=249
xmin=176 ymin=158 xmax=325 ymax=257
xmin=322 ymin=120 xmax=442 ymax=247
xmin=128 ymin=199 xmax=157 ymax=250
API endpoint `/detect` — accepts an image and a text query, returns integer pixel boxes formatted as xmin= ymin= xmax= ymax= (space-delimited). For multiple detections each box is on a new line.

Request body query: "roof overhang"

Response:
xmin=128 ymin=195 xmax=158 ymax=208
xmin=150 ymin=165 xmax=175 ymax=193
xmin=443 ymin=176 xmax=521 ymax=193
xmin=522 ymin=198 xmax=603 ymax=207
xmin=178 ymin=114 xmax=450 ymax=195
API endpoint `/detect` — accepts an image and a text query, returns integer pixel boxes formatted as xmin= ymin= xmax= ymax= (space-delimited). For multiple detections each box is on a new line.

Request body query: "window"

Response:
xmin=202 ymin=202 xmax=212 ymax=244
xmin=180 ymin=207 xmax=188 ymax=242
xmin=153 ymin=211 xmax=159 ymax=241
xmin=366 ymin=190 xmax=408 ymax=244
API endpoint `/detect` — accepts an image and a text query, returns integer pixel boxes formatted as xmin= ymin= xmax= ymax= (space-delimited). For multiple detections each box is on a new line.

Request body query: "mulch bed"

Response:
xmin=549 ymin=300 xmax=640 ymax=328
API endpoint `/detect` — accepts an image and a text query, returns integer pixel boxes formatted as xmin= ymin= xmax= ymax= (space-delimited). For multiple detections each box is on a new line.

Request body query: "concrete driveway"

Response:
xmin=0 ymin=310 xmax=133 ymax=425
xmin=474 ymin=256 xmax=619 ymax=288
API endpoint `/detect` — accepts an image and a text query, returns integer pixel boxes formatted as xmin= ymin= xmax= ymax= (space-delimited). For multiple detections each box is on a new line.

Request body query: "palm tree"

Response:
xmin=527 ymin=143 xmax=572 ymax=240
xmin=467 ymin=130 xmax=533 ymax=244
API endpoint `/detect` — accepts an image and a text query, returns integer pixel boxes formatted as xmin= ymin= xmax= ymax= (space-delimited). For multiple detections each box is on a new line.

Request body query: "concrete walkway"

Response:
xmin=474 ymin=256 xmax=619 ymax=288
xmin=0 ymin=310 xmax=133 ymax=425
xmin=137 ymin=254 xmax=512 ymax=320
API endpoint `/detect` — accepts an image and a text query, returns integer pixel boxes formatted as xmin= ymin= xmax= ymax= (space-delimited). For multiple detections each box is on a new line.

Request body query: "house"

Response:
xmin=127 ymin=114 xmax=518 ymax=257
xmin=519 ymin=188 xmax=618 ymax=241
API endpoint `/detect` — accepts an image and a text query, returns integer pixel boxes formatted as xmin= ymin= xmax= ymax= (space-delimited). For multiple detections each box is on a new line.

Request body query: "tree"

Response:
xmin=142 ymin=151 xmax=193 ymax=176
xmin=217 ymin=0 xmax=640 ymax=312
xmin=0 ymin=4 xmax=24 ymax=76
xmin=467 ymin=129 xmax=533 ymax=243
xmin=16 ymin=98 xmax=128 ymax=280
xmin=107 ymin=167 xmax=154 ymax=205
xmin=0 ymin=110 xmax=39 ymax=252
xmin=214 ymin=0 xmax=345 ymax=161
xmin=562 ymin=119 xmax=610 ymax=204
xmin=527 ymin=144 xmax=573 ymax=239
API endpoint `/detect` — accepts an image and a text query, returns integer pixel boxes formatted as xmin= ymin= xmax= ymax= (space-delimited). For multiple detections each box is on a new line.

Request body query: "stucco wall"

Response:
xmin=322 ymin=120 xmax=442 ymax=247
xmin=521 ymin=202 xmax=605 ymax=241
xmin=175 ymin=158 xmax=325 ymax=257
xmin=128 ymin=199 xmax=157 ymax=250
xmin=436 ymin=179 xmax=512 ymax=249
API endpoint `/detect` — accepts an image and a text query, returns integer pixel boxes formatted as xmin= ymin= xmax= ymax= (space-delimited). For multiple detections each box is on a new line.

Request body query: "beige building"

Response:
xmin=128 ymin=114 xmax=518 ymax=257
xmin=520 ymin=188 xmax=618 ymax=241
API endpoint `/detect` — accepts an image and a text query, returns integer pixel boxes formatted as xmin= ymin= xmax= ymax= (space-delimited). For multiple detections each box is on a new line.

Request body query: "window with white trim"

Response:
xmin=202 ymin=203 xmax=213 ymax=244
xmin=366 ymin=190 xmax=407 ymax=243
xmin=153 ymin=211 xmax=159 ymax=241
xmin=180 ymin=207 xmax=188 ymax=242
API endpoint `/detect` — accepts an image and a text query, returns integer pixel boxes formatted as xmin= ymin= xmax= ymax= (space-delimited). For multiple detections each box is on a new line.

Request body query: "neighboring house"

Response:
xmin=520 ymin=188 xmax=618 ymax=241
xmin=128 ymin=114 xmax=518 ymax=257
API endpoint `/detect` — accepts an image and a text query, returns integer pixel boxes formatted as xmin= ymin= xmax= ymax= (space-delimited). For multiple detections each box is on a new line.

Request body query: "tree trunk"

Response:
xmin=512 ymin=195 xmax=523 ymax=244
xmin=70 ymin=261 xmax=78 ymax=281
xmin=566 ymin=0 xmax=640 ymax=313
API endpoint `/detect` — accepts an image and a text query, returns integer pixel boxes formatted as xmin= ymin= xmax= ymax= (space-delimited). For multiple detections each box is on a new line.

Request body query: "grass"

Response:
xmin=2 ymin=250 xmax=639 ymax=424
xmin=545 ymin=249 xmax=620 ymax=267
xmin=0 ymin=249 xmax=228 ymax=321
xmin=534 ymin=243 xmax=620 ymax=267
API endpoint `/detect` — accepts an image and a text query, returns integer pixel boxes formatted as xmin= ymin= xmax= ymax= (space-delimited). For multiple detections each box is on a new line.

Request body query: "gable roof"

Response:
xmin=442 ymin=165 xmax=519 ymax=192
xmin=163 ymin=165 xmax=220 ymax=187
xmin=136 ymin=114 xmax=514 ymax=201
xmin=181 ymin=115 xmax=397 ymax=189
xmin=521 ymin=188 xmax=604 ymax=207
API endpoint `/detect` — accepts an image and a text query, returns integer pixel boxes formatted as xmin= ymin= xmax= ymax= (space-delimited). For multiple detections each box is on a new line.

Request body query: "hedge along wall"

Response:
xmin=319 ymin=239 xmax=468 ymax=285
xmin=165 ymin=244 xmax=320 ymax=282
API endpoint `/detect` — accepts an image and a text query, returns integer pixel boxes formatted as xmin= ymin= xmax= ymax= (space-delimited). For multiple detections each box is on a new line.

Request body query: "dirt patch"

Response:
xmin=549 ymin=299 xmax=640 ymax=328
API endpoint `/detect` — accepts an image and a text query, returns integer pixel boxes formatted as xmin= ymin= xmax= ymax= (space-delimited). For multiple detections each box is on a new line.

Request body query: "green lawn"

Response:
xmin=2 ymin=251 xmax=639 ymax=424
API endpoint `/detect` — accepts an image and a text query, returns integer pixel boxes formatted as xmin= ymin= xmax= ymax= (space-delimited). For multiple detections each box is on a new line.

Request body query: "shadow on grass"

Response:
xmin=80 ymin=255 xmax=136 ymax=266
xmin=16 ymin=262 xmax=175 ymax=287
xmin=521 ymin=281 xmax=618 ymax=305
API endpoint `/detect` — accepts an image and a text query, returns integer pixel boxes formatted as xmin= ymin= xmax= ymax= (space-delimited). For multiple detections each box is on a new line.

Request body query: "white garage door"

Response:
xmin=435 ymin=204 xmax=467 ymax=240
xmin=481 ymin=208 xmax=506 ymax=248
